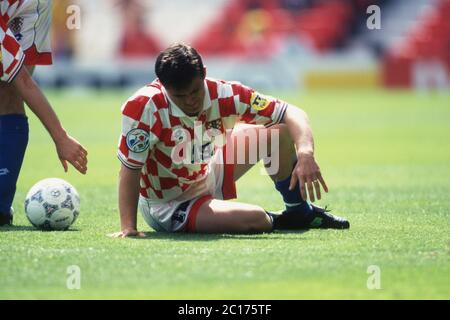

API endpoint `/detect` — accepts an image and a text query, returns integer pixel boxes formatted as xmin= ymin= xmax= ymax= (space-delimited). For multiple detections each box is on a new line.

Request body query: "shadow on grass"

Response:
xmin=129 ymin=229 xmax=310 ymax=241
xmin=0 ymin=225 xmax=39 ymax=232
xmin=0 ymin=225 xmax=81 ymax=232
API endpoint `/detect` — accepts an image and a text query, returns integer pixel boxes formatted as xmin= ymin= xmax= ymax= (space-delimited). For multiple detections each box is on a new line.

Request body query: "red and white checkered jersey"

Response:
xmin=0 ymin=0 xmax=52 ymax=76
xmin=0 ymin=11 xmax=24 ymax=82
xmin=118 ymin=77 xmax=288 ymax=203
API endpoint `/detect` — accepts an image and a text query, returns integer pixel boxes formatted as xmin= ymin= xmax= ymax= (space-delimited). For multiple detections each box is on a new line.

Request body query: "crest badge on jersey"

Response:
xmin=126 ymin=128 xmax=150 ymax=153
xmin=250 ymin=92 xmax=270 ymax=111
xmin=206 ymin=118 xmax=223 ymax=131
xmin=10 ymin=17 xmax=24 ymax=41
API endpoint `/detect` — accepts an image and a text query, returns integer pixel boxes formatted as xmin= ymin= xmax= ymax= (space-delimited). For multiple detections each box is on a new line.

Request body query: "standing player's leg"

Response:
xmin=0 ymin=67 xmax=34 ymax=225
xmin=1 ymin=0 xmax=52 ymax=225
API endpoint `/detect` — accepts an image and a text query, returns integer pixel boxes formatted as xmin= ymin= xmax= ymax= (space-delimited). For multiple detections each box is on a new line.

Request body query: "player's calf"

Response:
xmin=264 ymin=124 xmax=296 ymax=181
xmin=0 ymin=114 xmax=29 ymax=225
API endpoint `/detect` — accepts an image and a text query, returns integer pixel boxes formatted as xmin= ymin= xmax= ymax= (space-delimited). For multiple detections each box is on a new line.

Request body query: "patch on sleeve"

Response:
xmin=250 ymin=92 xmax=270 ymax=111
xmin=126 ymin=128 xmax=150 ymax=153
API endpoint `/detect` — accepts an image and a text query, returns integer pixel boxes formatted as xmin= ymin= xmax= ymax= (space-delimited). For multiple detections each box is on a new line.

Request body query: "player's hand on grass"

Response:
xmin=108 ymin=230 xmax=147 ymax=238
xmin=289 ymin=152 xmax=328 ymax=202
xmin=55 ymin=134 xmax=88 ymax=174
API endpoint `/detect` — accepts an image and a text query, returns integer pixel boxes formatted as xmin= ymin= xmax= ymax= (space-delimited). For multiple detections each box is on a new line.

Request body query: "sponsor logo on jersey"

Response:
xmin=126 ymin=128 xmax=150 ymax=153
xmin=250 ymin=92 xmax=270 ymax=111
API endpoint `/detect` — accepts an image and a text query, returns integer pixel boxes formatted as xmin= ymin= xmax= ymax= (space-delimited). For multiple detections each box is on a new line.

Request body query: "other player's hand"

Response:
xmin=55 ymin=134 xmax=88 ymax=174
xmin=289 ymin=152 xmax=328 ymax=202
xmin=107 ymin=230 xmax=147 ymax=238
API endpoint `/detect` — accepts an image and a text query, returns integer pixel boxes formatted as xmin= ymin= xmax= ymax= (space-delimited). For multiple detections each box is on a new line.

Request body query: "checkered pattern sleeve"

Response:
xmin=118 ymin=95 xmax=161 ymax=170
xmin=229 ymin=82 xmax=288 ymax=127
xmin=0 ymin=14 xmax=24 ymax=83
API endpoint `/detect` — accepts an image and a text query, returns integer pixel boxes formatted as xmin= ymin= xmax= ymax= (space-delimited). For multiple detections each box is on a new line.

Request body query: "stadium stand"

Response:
xmin=382 ymin=0 xmax=450 ymax=88
xmin=192 ymin=0 xmax=359 ymax=56
xmin=33 ymin=0 xmax=449 ymax=91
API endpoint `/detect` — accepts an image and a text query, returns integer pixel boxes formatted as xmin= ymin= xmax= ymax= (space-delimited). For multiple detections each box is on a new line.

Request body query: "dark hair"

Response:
xmin=155 ymin=43 xmax=205 ymax=90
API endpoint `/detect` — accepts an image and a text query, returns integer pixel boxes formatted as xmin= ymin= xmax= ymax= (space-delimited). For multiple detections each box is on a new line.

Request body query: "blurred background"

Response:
xmin=5 ymin=1 xmax=449 ymax=300
xmin=37 ymin=0 xmax=450 ymax=93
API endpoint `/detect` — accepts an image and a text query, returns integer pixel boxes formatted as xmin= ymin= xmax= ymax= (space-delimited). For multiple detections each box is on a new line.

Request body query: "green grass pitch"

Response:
xmin=1 ymin=89 xmax=449 ymax=299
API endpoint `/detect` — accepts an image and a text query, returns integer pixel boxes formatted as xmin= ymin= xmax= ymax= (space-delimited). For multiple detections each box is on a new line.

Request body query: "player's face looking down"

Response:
xmin=165 ymin=76 xmax=206 ymax=117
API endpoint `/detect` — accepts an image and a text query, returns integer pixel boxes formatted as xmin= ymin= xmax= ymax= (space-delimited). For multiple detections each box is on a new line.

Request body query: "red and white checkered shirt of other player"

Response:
xmin=0 ymin=8 xmax=24 ymax=82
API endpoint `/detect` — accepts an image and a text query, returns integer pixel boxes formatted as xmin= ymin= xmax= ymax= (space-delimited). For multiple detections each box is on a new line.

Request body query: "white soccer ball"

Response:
xmin=24 ymin=178 xmax=80 ymax=231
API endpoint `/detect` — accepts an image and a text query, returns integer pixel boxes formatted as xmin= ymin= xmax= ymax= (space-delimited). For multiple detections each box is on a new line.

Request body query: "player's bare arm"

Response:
xmin=11 ymin=66 xmax=88 ymax=174
xmin=109 ymin=164 xmax=146 ymax=238
xmin=281 ymin=105 xmax=328 ymax=203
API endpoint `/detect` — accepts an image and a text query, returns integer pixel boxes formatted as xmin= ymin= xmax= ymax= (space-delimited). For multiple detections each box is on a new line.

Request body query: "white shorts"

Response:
xmin=139 ymin=147 xmax=236 ymax=233
xmin=8 ymin=0 xmax=52 ymax=65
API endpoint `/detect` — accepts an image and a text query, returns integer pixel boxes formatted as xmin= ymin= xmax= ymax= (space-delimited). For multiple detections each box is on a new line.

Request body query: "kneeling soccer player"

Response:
xmin=112 ymin=43 xmax=349 ymax=237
